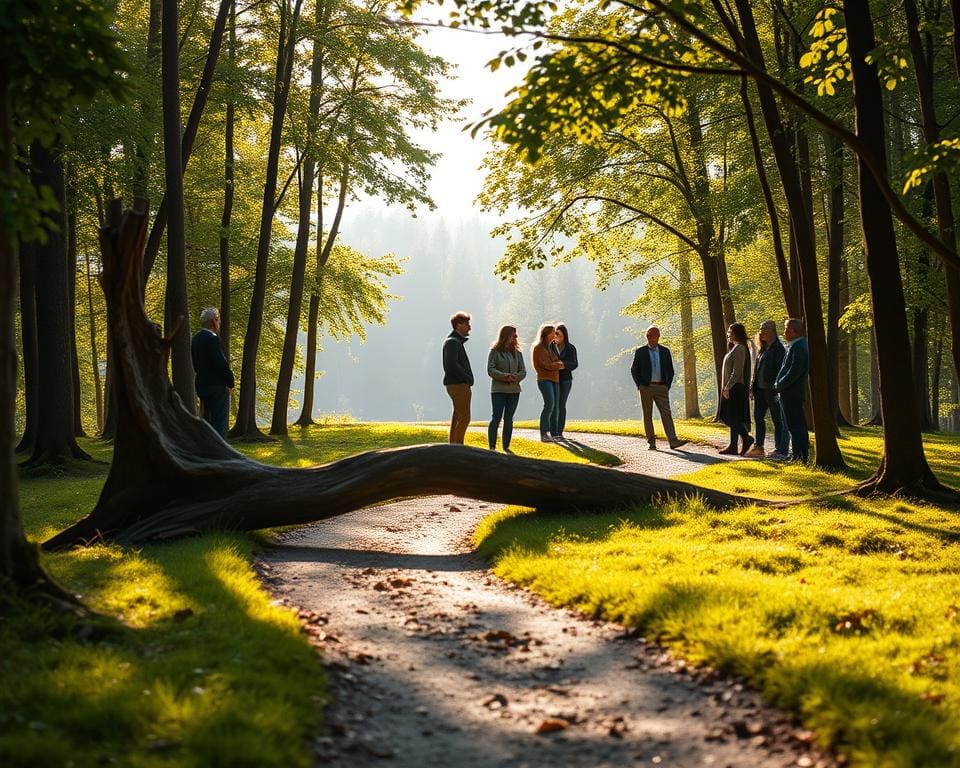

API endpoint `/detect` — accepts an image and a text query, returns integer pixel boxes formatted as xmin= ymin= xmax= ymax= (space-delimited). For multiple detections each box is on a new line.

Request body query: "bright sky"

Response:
xmin=410 ymin=21 xmax=531 ymax=216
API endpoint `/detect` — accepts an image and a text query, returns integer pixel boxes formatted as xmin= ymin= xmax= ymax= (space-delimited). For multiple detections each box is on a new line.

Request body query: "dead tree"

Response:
xmin=44 ymin=200 xmax=761 ymax=551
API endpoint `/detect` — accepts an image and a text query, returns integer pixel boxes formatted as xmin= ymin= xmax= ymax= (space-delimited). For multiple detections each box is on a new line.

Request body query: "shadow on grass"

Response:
xmin=0 ymin=535 xmax=323 ymax=768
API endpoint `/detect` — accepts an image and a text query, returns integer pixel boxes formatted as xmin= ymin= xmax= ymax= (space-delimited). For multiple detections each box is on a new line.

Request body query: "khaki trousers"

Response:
xmin=638 ymin=383 xmax=678 ymax=446
xmin=446 ymin=383 xmax=472 ymax=444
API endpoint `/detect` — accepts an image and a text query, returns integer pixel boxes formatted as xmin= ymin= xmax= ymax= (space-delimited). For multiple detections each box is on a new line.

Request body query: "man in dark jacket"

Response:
xmin=774 ymin=317 xmax=810 ymax=462
xmin=191 ymin=307 xmax=234 ymax=438
xmin=630 ymin=326 xmax=687 ymax=451
xmin=749 ymin=319 xmax=787 ymax=458
xmin=442 ymin=311 xmax=473 ymax=444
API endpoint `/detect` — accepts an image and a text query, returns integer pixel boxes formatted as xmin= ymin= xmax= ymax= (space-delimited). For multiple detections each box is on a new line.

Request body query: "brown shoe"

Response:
xmin=745 ymin=446 xmax=765 ymax=458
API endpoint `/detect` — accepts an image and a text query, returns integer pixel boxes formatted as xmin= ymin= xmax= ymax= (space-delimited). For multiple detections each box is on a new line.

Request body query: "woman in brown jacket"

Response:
xmin=532 ymin=324 xmax=564 ymax=441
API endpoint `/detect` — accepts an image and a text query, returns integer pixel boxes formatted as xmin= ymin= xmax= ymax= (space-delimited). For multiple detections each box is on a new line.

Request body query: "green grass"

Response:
xmin=3 ymin=423 xmax=615 ymax=767
xmin=475 ymin=424 xmax=960 ymax=768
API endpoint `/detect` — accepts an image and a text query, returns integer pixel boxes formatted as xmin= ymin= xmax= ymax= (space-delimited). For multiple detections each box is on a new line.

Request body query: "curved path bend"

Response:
xmin=261 ymin=431 xmax=833 ymax=768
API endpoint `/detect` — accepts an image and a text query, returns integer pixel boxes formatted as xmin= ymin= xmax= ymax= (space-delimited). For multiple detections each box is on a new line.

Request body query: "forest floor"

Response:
xmin=262 ymin=430 xmax=835 ymax=768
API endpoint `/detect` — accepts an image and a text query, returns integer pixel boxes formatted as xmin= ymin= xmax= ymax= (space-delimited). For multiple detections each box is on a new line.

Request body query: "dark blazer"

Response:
xmin=552 ymin=342 xmax=578 ymax=382
xmin=191 ymin=328 xmax=234 ymax=391
xmin=774 ymin=336 xmax=809 ymax=400
xmin=631 ymin=344 xmax=675 ymax=389
xmin=752 ymin=338 xmax=785 ymax=394
xmin=442 ymin=331 xmax=473 ymax=386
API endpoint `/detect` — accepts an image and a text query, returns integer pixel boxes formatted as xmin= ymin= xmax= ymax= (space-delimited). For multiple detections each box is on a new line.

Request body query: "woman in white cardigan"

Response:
xmin=487 ymin=325 xmax=527 ymax=452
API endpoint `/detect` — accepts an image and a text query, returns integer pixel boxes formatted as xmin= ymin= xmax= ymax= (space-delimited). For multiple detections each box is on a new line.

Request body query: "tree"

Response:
xmin=45 ymin=200 xmax=757 ymax=551
xmin=1 ymin=0 xmax=125 ymax=589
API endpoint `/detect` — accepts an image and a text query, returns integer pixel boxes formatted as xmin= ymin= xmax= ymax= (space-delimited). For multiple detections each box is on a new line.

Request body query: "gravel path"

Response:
xmin=260 ymin=431 xmax=833 ymax=768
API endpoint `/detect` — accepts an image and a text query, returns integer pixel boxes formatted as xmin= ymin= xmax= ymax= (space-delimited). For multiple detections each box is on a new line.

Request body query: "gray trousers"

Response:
xmin=638 ymin=383 xmax=678 ymax=446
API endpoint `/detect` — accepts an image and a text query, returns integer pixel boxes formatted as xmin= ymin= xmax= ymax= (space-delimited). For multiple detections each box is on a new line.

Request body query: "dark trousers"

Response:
xmin=489 ymin=392 xmax=520 ymax=449
xmin=558 ymin=380 xmax=573 ymax=436
xmin=780 ymin=394 xmax=809 ymax=462
xmin=537 ymin=380 xmax=559 ymax=436
xmin=754 ymin=387 xmax=786 ymax=453
xmin=198 ymin=386 xmax=230 ymax=438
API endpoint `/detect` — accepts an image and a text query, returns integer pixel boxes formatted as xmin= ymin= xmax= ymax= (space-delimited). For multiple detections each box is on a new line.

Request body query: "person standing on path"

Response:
xmin=532 ymin=324 xmax=564 ymax=442
xmin=718 ymin=323 xmax=754 ymax=456
xmin=630 ymin=326 xmax=688 ymax=451
xmin=487 ymin=325 xmax=526 ymax=452
xmin=748 ymin=320 xmax=787 ymax=458
xmin=191 ymin=307 xmax=234 ymax=438
xmin=774 ymin=317 xmax=810 ymax=462
xmin=552 ymin=323 xmax=578 ymax=440
xmin=442 ymin=311 xmax=474 ymax=444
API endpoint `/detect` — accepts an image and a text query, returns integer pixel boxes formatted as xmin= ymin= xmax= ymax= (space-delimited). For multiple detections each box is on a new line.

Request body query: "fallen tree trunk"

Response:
xmin=43 ymin=200 xmax=763 ymax=551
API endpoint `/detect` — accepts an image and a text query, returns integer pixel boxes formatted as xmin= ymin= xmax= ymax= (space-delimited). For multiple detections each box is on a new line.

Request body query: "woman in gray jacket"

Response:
xmin=487 ymin=325 xmax=527 ymax=452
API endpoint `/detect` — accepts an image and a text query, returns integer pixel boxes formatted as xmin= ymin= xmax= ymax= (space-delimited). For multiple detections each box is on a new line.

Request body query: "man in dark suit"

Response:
xmin=191 ymin=307 xmax=234 ymax=438
xmin=773 ymin=317 xmax=810 ymax=462
xmin=630 ymin=326 xmax=687 ymax=451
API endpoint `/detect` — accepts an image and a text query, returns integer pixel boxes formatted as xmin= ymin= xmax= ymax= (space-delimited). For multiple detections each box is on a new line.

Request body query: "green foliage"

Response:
xmin=475 ymin=425 xmax=960 ymax=767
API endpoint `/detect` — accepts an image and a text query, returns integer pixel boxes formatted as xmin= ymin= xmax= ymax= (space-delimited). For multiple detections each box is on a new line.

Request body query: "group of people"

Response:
xmin=717 ymin=317 xmax=810 ymax=462
xmin=443 ymin=311 xmax=811 ymax=462
xmin=442 ymin=312 xmax=578 ymax=451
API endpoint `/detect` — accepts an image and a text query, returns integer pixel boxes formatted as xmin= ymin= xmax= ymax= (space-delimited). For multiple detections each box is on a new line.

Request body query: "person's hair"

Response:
xmin=450 ymin=311 xmax=471 ymax=329
xmin=492 ymin=325 xmax=519 ymax=353
xmin=757 ymin=320 xmax=777 ymax=351
xmin=555 ymin=323 xmax=571 ymax=346
xmin=645 ymin=325 xmax=660 ymax=338
xmin=532 ymin=324 xmax=555 ymax=354
xmin=786 ymin=317 xmax=805 ymax=335
xmin=728 ymin=322 xmax=749 ymax=348
xmin=200 ymin=307 xmax=220 ymax=328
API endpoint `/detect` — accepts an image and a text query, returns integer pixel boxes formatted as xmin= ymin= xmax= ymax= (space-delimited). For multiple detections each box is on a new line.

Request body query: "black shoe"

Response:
xmin=739 ymin=436 xmax=754 ymax=456
xmin=718 ymin=446 xmax=738 ymax=455
xmin=669 ymin=439 xmax=688 ymax=450
xmin=648 ymin=443 xmax=657 ymax=451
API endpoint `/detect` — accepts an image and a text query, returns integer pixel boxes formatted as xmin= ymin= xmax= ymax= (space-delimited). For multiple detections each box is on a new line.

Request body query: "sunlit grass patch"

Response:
xmin=475 ymin=435 xmax=960 ymax=767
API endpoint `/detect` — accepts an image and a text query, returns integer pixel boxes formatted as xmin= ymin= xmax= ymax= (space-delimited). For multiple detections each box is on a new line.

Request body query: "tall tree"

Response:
xmin=161 ymin=0 xmax=195 ymax=413
xmin=231 ymin=0 xmax=304 ymax=439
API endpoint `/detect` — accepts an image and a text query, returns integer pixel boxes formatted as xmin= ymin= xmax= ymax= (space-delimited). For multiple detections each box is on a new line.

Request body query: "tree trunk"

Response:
xmin=15 ymin=242 xmax=38 ymax=453
xmin=143 ymin=0 xmax=234 ymax=280
xmin=740 ymin=78 xmax=798 ymax=316
xmin=843 ymin=0 xmax=946 ymax=495
xmin=25 ymin=142 xmax=90 ymax=467
xmin=867 ymin=325 xmax=882 ymax=425
xmin=733 ymin=0 xmax=845 ymax=469
xmin=850 ymin=329 xmax=860 ymax=423
xmin=219 ymin=0 xmax=236 ymax=419
xmin=932 ymin=328 xmax=943 ymax=430
xmin=825 ymin=135 xmax=850 ymax=430
xmin=0 ymin=71 xmax=43 ymax=585
xmin=161 ymin=0 xmax=195 ymax=414
xmin=83 ymin=246 xmax=103 ymax=432
xmin=950 ymin=363 xmax=960 ymax=432
xmin=679 ymin=248 xmax=700 ymax=418
xmin=232 ymin=0 xmax=304 ymax=439
xmin=904 ymin=0 xmax=960 ymax=404
xmin=67 ymin=210 xmax=86 ymax=437
xmin=42 ymin=200 xmax=762 ymax=551
xmin=295 ymin=293 xmax=320 ymax=426
xmin=271 ymin=10 xmax=324 ymax=436
xmin=838 ymin=248 xmax=853 ymax=422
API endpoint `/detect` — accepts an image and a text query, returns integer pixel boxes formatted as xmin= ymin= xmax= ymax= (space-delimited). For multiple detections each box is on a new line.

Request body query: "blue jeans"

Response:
xmin=754 ymin=387 xmax=786 ymax=453
xmin=198 ymin=385 xmax=229 ymax=438
xmin=780 ymin=394 xmax=809 ymax=462
xmin=558 ymin=380 xmax=573 ymax=436
xmin=489 ymin=392 xmax=520 ymax=449
xmin=537 ymin=380 xmax=559 ymax=436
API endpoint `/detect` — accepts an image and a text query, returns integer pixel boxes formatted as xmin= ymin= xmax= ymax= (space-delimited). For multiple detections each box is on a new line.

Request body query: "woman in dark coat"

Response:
xmin=551 ymin=323 xmax=578 ymax=440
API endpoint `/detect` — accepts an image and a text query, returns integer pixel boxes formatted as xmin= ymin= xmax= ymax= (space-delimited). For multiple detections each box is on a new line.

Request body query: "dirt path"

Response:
xmin=261 ymin=431 xmax=833 ymax=768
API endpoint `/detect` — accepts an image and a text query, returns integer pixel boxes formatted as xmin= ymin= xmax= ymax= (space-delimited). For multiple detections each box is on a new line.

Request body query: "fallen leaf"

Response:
xmin=482 ymin=693 xmax=508 ymax=710
xmin=535 ymin=718 xmax=568 ymax=734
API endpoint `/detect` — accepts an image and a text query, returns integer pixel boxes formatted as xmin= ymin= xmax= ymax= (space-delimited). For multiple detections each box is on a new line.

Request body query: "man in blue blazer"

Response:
xmin=191 ymin=307 xmax=234 ymax=438
xmin=773 ymin=318 xmax=810 ymax=462
xmin=630 ymin=326 xmax=687 ymax=451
